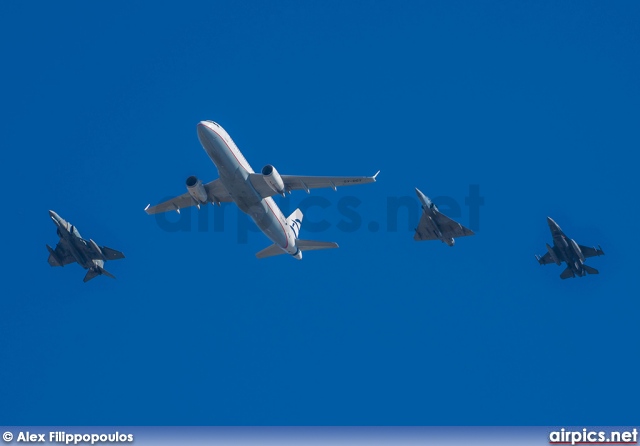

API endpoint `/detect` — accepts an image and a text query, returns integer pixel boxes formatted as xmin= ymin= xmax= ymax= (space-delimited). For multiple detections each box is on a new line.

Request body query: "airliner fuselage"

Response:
xmin=196 ymin=121 xmax=298 ymax=257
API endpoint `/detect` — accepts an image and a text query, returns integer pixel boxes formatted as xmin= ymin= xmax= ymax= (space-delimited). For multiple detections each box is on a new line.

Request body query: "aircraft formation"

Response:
xmin=46 ymin=120 xmax=605 ymax=281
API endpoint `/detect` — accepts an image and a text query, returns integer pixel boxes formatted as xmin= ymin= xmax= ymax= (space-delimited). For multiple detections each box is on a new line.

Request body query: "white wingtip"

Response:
xmin=144 ymin=204 xmax=150 ymax=214
xmin=373 ymin=170 xmax=380 ymax=180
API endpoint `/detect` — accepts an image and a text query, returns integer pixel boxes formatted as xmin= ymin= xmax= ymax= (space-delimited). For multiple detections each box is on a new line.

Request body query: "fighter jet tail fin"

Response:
xmin=582 ymin=264 xmax=599 ymax=275
xmin=83 ymin=266 xmax=116 ymax=283
xmin=560 ymin=267 xmax=575 ymax=280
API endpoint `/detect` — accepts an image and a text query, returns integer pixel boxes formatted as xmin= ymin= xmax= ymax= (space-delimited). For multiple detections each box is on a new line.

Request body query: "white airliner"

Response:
xmin=145 ymin=120 xmax=378 ymax=259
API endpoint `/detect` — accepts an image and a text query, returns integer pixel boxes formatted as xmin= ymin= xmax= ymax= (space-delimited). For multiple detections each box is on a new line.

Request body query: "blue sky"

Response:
xmin=1 ymin=1 xmax=639 ymax=425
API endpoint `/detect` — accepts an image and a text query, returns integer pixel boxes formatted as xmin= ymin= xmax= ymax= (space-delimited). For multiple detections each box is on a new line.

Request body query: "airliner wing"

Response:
xmin=145 ymin=179 xmax=233 ymax=214
xmin=249 ymin=171 xmax=379 ymax=198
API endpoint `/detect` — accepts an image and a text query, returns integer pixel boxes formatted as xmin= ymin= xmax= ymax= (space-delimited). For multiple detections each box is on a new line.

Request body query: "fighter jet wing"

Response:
xmin=414 ymin=213 xmax=439 ymax=241
xmin=47 ymin=242 xmax=76 ymax=267
xmin=145 ymin=179 xmax=233 ymax=214
xmin=101 ymin=246 xmax=125 ymax=261
xmin=433 ymin=212 xmax=475 ymax=238
xmin=579 ymin=244 xmax=605 ymax=259
xmin=248 ymin=172 xmax=379 ymax=199
xmin=536 ymin=251 xmax=556 ymax=265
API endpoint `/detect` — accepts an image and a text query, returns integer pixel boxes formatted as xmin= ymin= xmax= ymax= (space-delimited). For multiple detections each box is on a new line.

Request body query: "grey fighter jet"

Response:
xmin=536 ymin=217 xmax=604 ymax=279
xmin=413 ymin=188 xmax=474 ymax=246
xmin=46 ymin=210 xmax=125 ymax=282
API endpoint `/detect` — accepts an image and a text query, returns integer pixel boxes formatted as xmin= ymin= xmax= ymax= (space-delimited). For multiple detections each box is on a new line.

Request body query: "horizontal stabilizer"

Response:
xmin=256 ymin=240 xmax=339 ymax=259
xmin=98 ymin=266 xmax=116 ymax=279
xmin=560 ymin=267 xmax=575 ymax=280
xmin=297 ymin=239 xmax=339 ymax=251
xmin=83 ymin=269 xmax=100 ymax=283
xmin=83 ymin=266 xmax=116 ymax=283
xmin=101 ymin=246 xmax=125 ymax=261
xmin=256 ymin=244 xmax=286 ymax=259
xmin=582 ymin=264 xmax=599 ymax=275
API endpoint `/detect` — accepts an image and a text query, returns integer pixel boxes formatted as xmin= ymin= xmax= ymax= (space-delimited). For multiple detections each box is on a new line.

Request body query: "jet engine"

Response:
xmin=186 ymin=176 xmax=208 ymax=203
xmin=570 ymin=239 xmax=585 ymax=263
xmin=261 ymin=164 xmax=286 ymax=196
xmin=88 ymin=239 xmax=105 ymax=260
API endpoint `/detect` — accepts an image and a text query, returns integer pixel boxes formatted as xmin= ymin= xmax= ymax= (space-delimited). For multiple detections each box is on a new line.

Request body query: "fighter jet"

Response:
xmin=46 ymin=210 xmax=125 ymax=282
xmin=413 ymin=188 xmax=474 ymax=246
xmin=536 ymin=217 xmax=604 ymax=279
xmin=145 ymin=120 xmax=378 ymax=259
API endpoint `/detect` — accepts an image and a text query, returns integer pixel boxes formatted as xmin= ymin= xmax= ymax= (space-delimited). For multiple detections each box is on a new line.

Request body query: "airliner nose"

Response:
xmin=196 ymin=121 xmax=209 ymax=139
xmin=197 ymin=121 xmax=213 ymax=138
